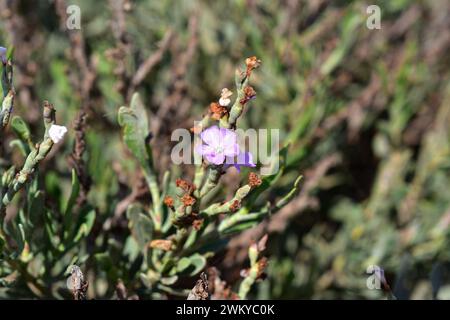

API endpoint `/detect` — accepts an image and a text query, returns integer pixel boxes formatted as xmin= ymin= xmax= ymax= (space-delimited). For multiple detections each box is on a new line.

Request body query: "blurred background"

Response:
xmin=1 ymin=0 xmax=450 ymax=299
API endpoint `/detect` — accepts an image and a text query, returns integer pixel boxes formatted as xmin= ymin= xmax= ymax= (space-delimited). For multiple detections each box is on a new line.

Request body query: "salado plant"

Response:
xmin=117 ymin=56 xmax=302 ymax=299
xmin=0 ymin=49 xmax=301 ymax=299
xmin=0 ymin=49 xmax=94 ymax=299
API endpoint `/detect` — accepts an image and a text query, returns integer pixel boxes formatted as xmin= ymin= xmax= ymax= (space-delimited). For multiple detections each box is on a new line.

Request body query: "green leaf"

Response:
xmin=160 ymin=275 xmax=178 ymax=285
xmin=11 ymin=116 xmax=31 ymax=144
xmin=219 ymin=211 xmax=267 ymax=235
xmin=244 ymin=144 xmax=289 ymax=210
xmin=2 ymin=166 xmax=15 ymax=187
xmin=273 ymin=175 xmax=303 ymax=211
xmin=43 ymin=209 xmax=60 ymax=249
xmin=118 ymin=93 xmax=153 ymax=176
xmin=63 ymin=169 xmax=80 ymax=241
xmin=127 ymin=204 xmax=154 ymax=249
xmin=187 ymin=253 xmax=206 ymax=276
xmin=221 ymin=220 xmax=260 ymax=235
xmin=9 ymin=139 xmax=27 ymax=157
xmin=0 ymin=235 xmax=4 ymax=252
xmin=65 ymin=169 xmax=80 ymax=216
xmin=64 ymin=169 xmax=80 ymax=238
xmin=28 ymin=190 xmax=45 ymax=226
xmin=176 ymin=257 xmax=192 ymax=273
xmin=72 ymin=209 xmax=96 ymax=243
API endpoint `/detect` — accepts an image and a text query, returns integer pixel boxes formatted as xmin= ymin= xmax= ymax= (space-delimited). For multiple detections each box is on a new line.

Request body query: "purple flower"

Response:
xmin=226 ymin=151 xmax=256 ymax=172
xmin=0 ymin=47 xmax=7 ymax=64
xmin=195 ymin=126 xmax=239 ymax=165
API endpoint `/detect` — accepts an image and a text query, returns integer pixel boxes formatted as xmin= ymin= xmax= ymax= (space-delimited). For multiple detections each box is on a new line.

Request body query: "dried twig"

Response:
xmin=67 ymin=265 xmax=88 ymax=300
xmin=127 ymin=30 xmax=175 ymax=100
xmin=187 ymin=272 xmax=210 ymax=300
xmin=55 ymin=0 xmax=96 ymax=207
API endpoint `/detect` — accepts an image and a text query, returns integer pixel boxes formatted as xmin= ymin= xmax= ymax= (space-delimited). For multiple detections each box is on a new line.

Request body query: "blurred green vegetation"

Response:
xmin=1 ymin=0 xmax=450 ymax=299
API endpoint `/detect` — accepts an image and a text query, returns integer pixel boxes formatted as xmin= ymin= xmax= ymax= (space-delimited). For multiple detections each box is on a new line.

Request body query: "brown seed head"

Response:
xmin=181 ymin=194 xmax=196 ymax=207
xmin=176 ymin=178 xmax=196 ymax=194
xmin=257 ymin=257 xmax=268 ymax=279
xmin=245 ymin=56 xmax=261 ymax=76
xmin=240 ymin=86 xmax=257 ymax=104
xmin=248 ymin=172 xmax=262 ymax=187
xmin=192 ymin=218 xmax=204 ymax=231
xmin=150 ymin=239 xmax=173 ymax=251
xmin=163 ymin=196 xmax=174 ymax=208
xmin=209 ymin=102 xmax=228 ymax=120
xmin=230 ymin=200 xmax=241 ymax=212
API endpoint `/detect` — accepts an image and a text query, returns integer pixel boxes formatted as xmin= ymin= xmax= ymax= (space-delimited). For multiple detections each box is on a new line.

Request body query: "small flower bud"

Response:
xmin=192 ymin=218 xmax=204 ymax=231
xmin=175 ymin=178 xmax=196 ymax=194
xmin=219 ymin=88 xmax=233 ymax=107
xmin=149 ymin=239 xmax=173 ymax=251
xmin=248 ymin=172 xmax=262 ymax=187
xmin=209 ymin=102 xmax=227 ymax=120
xmin=256 ymin=257 xmax=268 ymax=279
xmin=163 ymin=196 xmax=174 ymax=208
xmin=245 ymin=56 xmax=261 ymax=76
xmin=229 ymin=200 xmax=241 ymax=212
xmin=240 ymin=86 xmax=257 ymax=104
xmin=181 ymin=194 xmax=196 ymax=207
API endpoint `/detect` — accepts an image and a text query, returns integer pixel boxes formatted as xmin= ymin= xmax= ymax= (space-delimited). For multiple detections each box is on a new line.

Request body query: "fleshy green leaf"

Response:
xmin=11 ymin=116 xmax=31 ymax=144
xmin=127 ymin=204 xmax=154 ymax=249
xmin=118 ymin=93 xmax=153 ymax=176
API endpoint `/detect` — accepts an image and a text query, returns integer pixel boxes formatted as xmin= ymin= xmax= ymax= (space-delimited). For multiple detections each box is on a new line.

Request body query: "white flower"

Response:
xmin=48 ymin=124 xmax=68 ymax=143
xmin=0 ymin=47 xmax=7 ymax=64
xmin=219 ymin=88 xmax=233 ymax=107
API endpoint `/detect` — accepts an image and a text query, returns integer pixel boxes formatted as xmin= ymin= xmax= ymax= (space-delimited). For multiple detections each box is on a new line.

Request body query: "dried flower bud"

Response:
xmin=219 ymin=88 xmax=233 ymax=107
xmin=192 ymin=218 xmax=204 ymax=231
xmin=244 ymin=86 xmax=256 ymax=99
xmin=43 ymin=101 xmax=56 ymax=125
xmin=230 ymin=200 xmax=241 ymax=212
xmin=181 ymin=194 xmax=196 ymax=206
xmin=240 ymin=268 xmax=250 ymax=278
xmin=256 ymin=257 xmax=268 ymax=279
xmin=163 ymin=196 xmax=174 ymax=208
xmin=48 ymin=124 xmax=68 ymax=144
xmin=257 ymin=234 xmax=268 ymax=252
xmin=176 ymin=178 xmax=196 ymax=194
xmin=245 ymin=56 xmax=261 ymax=76
xmin=190 ymin=125 xmax=202 ymax=134
xmin=150 ymin=239 xmax=173 ymax=251
xmin=248 ymin=172 xmax=262 ymax=187
xmin=209 ymin=102 xmax=228 ymax=120
xmin=240 ymin=86 xmax=257 ymax=104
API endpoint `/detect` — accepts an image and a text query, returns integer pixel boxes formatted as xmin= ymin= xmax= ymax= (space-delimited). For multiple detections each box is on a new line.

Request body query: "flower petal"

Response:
xmin=205 ymin=152 xmax=225 ymax=165
xmin=194 ymin=143 xmax=214 ymax=156
xmin=0 ymin=47 xmax=6 ymax=64
xmin=240 ymin=152 xmax=256 ymax=167
xmin=219 ymin=128 xmax=239 ymax=157
xmin=233 ymin=152 xmax=256 ymax=172
xmin=48 ymin=124 xmax=68 ymax=144
xmin=200 ymin=125 xmax=220 ymax=147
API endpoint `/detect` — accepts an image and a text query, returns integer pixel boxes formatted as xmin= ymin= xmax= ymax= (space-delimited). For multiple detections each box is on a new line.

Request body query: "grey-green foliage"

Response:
xmin=0 ymin=0 xmax=449 ymax=300
xmin=0 ymin=59 xmax=95 ymax=299
xmin=117 ymin=58 xmax=301 ymax=298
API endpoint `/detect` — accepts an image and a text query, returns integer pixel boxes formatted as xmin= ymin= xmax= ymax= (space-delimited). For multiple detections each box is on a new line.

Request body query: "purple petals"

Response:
xmin=200 ymin=125 xmax=220 ymax=146
xmin=0 ymin=47 xmax=7 ymax=64
xmin=237 ymin=151 xmax=256 ymax=168
xmin=196 ymin=126 xmax=239 ymax=165
xmin=232 ymin=151 xmax=256 ymax=172
xmin=195 ymin=125 xmax=257 ymax=170
xmin=224 ymin=151 xmax=256 ymax=172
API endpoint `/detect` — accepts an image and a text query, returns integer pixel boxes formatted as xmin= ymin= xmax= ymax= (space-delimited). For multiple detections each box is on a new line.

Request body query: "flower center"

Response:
xmin=215 ymin=145 xmax=224 ymax=154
